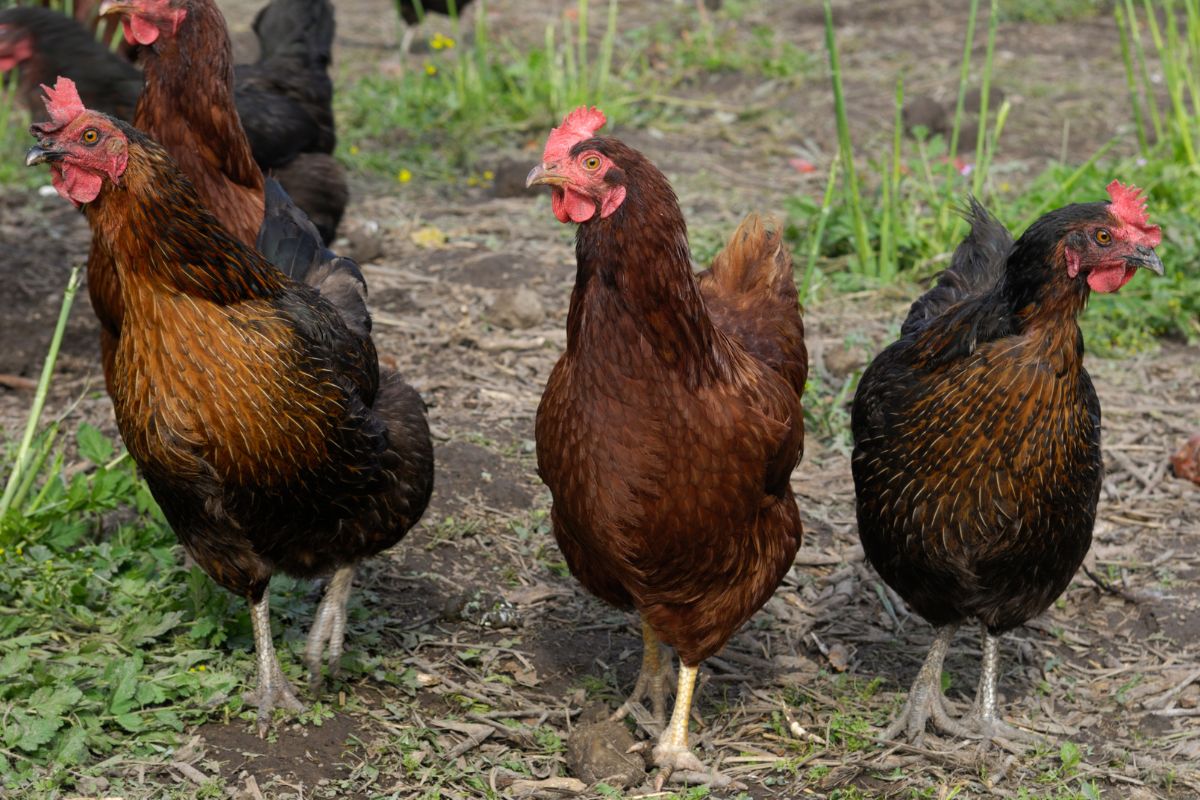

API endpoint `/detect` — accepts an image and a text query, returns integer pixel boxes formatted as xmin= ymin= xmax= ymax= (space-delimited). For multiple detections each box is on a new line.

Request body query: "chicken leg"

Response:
xmin=243 ymin=590 xmax=304 ymax=737
xmin=879 ymin=624 xmax=962 ymax=742
xmin=304 ymin=565 xmax=355 ymax=690
xmin=609 ymin=619 xmax=671 ymax=725
xmin=948 ymin=627 xmax=1042 ymax=747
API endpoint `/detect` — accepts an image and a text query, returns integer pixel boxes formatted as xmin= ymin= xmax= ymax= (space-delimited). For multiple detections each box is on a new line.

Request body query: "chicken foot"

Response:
xmin=304 ymin=565 xmax=355 ymax=690
xmin=244 ymin=590 xmax=304 ymax=737
xmin=879 ymin=624 xmax=962 ymax=743
xmin=627 ymin=663 xmax=739 ymax=790
xmin=609 ymin=619 xmax=672 ymax=726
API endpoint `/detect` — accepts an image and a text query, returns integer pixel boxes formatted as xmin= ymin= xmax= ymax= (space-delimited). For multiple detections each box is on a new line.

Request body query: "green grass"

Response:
xmin=0 ymin=275 xmax=238 ymax=791
xmin=337 ymin=0 xmax=632 ymax=179
xmin=336 ymin=0 xmax=816 ymax=180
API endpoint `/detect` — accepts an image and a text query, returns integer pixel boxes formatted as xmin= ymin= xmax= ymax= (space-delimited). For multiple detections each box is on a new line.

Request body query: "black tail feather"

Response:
xmin=257 ymin=178 xmax=371 ymax=337
xmin=901 ymin=198 xmax=1013 ymax=336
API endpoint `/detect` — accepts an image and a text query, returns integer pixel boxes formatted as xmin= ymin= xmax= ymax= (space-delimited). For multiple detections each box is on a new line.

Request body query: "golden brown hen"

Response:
xmin=528 ymin=107 xmax=807 ymax=787
xmin=28 ymin=79 xmax=433 ymax=736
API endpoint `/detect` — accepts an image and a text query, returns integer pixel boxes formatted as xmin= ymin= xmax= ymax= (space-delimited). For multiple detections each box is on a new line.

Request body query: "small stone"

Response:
xmin=823 ymin=345 xmax=867 ymax=378
xmin=954 ymin=119 xmax=981 ymax=153
xmin=566 ymin=712 xmax=646 ymax=787
xmin=347 ymin=221 xmax=384 ymax=263
xmin=486 ymin=287 xmax=545 ymax=329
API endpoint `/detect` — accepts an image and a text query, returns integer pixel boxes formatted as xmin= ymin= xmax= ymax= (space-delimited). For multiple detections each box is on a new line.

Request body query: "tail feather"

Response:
xmin=257 ymin=178 xmax=371 ymax=338
xmin=698 ymin=214 xmax=807 ymax=394
xmin=704 ymin=214 xmax=797 ymax=307
xmin=901 ymin=198 xmax=1012 ymax=336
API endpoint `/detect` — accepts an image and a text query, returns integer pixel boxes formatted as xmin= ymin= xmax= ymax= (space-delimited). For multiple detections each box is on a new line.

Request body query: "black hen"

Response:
xmin=852 ymin=186 xmax=1163 ymax=747
xmin=0 ymin=7 xmax=141 ymax=121
xmin=235 ymin=0 xmax=346 ymax=243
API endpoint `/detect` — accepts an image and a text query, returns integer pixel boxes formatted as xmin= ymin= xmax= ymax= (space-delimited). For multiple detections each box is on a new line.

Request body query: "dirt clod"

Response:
xmin=566 ymin=709 xmax=646 ymax=788
xmin=902 ymin=94 xmax=948 ymax=137
xmin=487 ymin=286 xmax=546 ymax=329
xmin=491 ymin=158 xmax=535 ymax=199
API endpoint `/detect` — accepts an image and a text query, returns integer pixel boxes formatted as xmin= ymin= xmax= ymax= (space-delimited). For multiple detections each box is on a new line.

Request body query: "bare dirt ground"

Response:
xmin=1 ymin=1 xmax=1197 ymax=798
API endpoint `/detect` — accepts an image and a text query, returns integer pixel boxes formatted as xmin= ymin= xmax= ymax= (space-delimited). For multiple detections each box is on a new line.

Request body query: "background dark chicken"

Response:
xmin=529 ymin=107 xmax=807 ymax=788
xmin=28 ymin=79 xmax=433 ymax=736
xmin=394 ymin=0 xmax=475 ymax=52
xmin=852 ymin=187 xmax=1163 ymax=747
xmin=0 ymin=6 xmax=142 ymax=121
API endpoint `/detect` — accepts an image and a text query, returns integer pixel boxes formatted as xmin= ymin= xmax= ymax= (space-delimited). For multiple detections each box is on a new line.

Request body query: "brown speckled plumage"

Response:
xmin=851 ymin=202 xmax=1121 ymax=635
xmin=82 ymin=123 xmax=432 ymax=605
xmin=536 ymin=137 xmax=807 ymax=668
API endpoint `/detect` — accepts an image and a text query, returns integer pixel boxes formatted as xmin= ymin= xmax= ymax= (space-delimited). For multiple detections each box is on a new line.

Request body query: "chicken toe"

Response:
xmin=244 ymin=591 xmax=305 ymax=737
xmin=610 ymin=619 xmax=672 ymax=726
xmin=304 ymin=566 xmax=355 ymax=690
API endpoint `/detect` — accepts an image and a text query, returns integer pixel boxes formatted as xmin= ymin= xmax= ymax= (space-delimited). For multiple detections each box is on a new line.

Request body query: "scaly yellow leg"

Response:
xmin=651 ymin=663 xmax=706 ymax=790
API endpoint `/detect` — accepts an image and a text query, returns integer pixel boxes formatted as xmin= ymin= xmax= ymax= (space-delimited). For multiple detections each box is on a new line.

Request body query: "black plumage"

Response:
xmin=852 ymin=196 xmax=1162 ymax=746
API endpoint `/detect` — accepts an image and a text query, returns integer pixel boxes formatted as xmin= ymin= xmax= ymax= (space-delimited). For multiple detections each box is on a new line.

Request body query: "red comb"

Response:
xmin=542 ymin=106 xmax=608 ymax=163
xmin=40 ymin=77 xmax=86 ymax=129
xmin=1106 ymin=180 xmax=1161 ymax=247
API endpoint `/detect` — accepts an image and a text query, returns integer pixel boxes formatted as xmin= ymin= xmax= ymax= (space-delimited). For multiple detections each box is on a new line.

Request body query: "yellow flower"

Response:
xmin=431 ymin=33 xmax=455 ymax=50
xmin=397 ymin=168 xmax=413 ymax=184
xmin=467 ymin=175 xmax=479 ymax=187
xmin=349 ymin=145 xmax=360 ymax=155
xmin=198 ymin=665 xmax=207 ymax=671
xmin=425 ymin=62 xmax=438 ymax=76
xmin=483 ymin=170 xmax=495 ymax=181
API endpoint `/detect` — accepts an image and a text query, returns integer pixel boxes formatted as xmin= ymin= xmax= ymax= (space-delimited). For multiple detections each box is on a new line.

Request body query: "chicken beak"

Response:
xmin=526 ymin=163 xmax=567 ymax=189
xmin=1125 ymin=245 xmax=1164 ymax=276
xmin=98 ymin=0 xmax=133 ymax=18
xmin=25 ymin=145 xmax=65 ymax=167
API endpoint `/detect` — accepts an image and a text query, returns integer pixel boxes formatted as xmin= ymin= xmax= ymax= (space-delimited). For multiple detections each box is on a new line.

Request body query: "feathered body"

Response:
xmin=529 ymin=110 xmax=806 ymax=783
xmin=853 ymin=202 xmax=1101 ymax=633
xmin=537 ymin=139 xmax=805 ymax=666
xmin=852 ymin=191 xmax=1162 ymax=744
xmin=28 ymin=78 xmax=431 ymax=733
xmin=74 ymin=122 xmax=432 ymax=607
xmin=133 ymin=0 xmax=264 ymax=243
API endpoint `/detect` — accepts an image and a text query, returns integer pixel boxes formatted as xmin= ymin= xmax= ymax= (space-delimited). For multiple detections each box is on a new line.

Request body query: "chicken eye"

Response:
xmin=82 ymin=128 xmax=100 ymax=146
xmin=583 ymin=156 xmax=601 ymax=171
xmin=1095 ymin=228 xmax=1112 ymax=246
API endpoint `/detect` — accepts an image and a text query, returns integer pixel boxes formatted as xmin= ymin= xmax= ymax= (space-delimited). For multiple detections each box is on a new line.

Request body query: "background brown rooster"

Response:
xmin=852 ymin=186 xmax=1163 ymax=746
xmin=28 ymin=78 xmax=434 ymax=736
xmin=528 ymin=107 xmax=807 ymax=788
